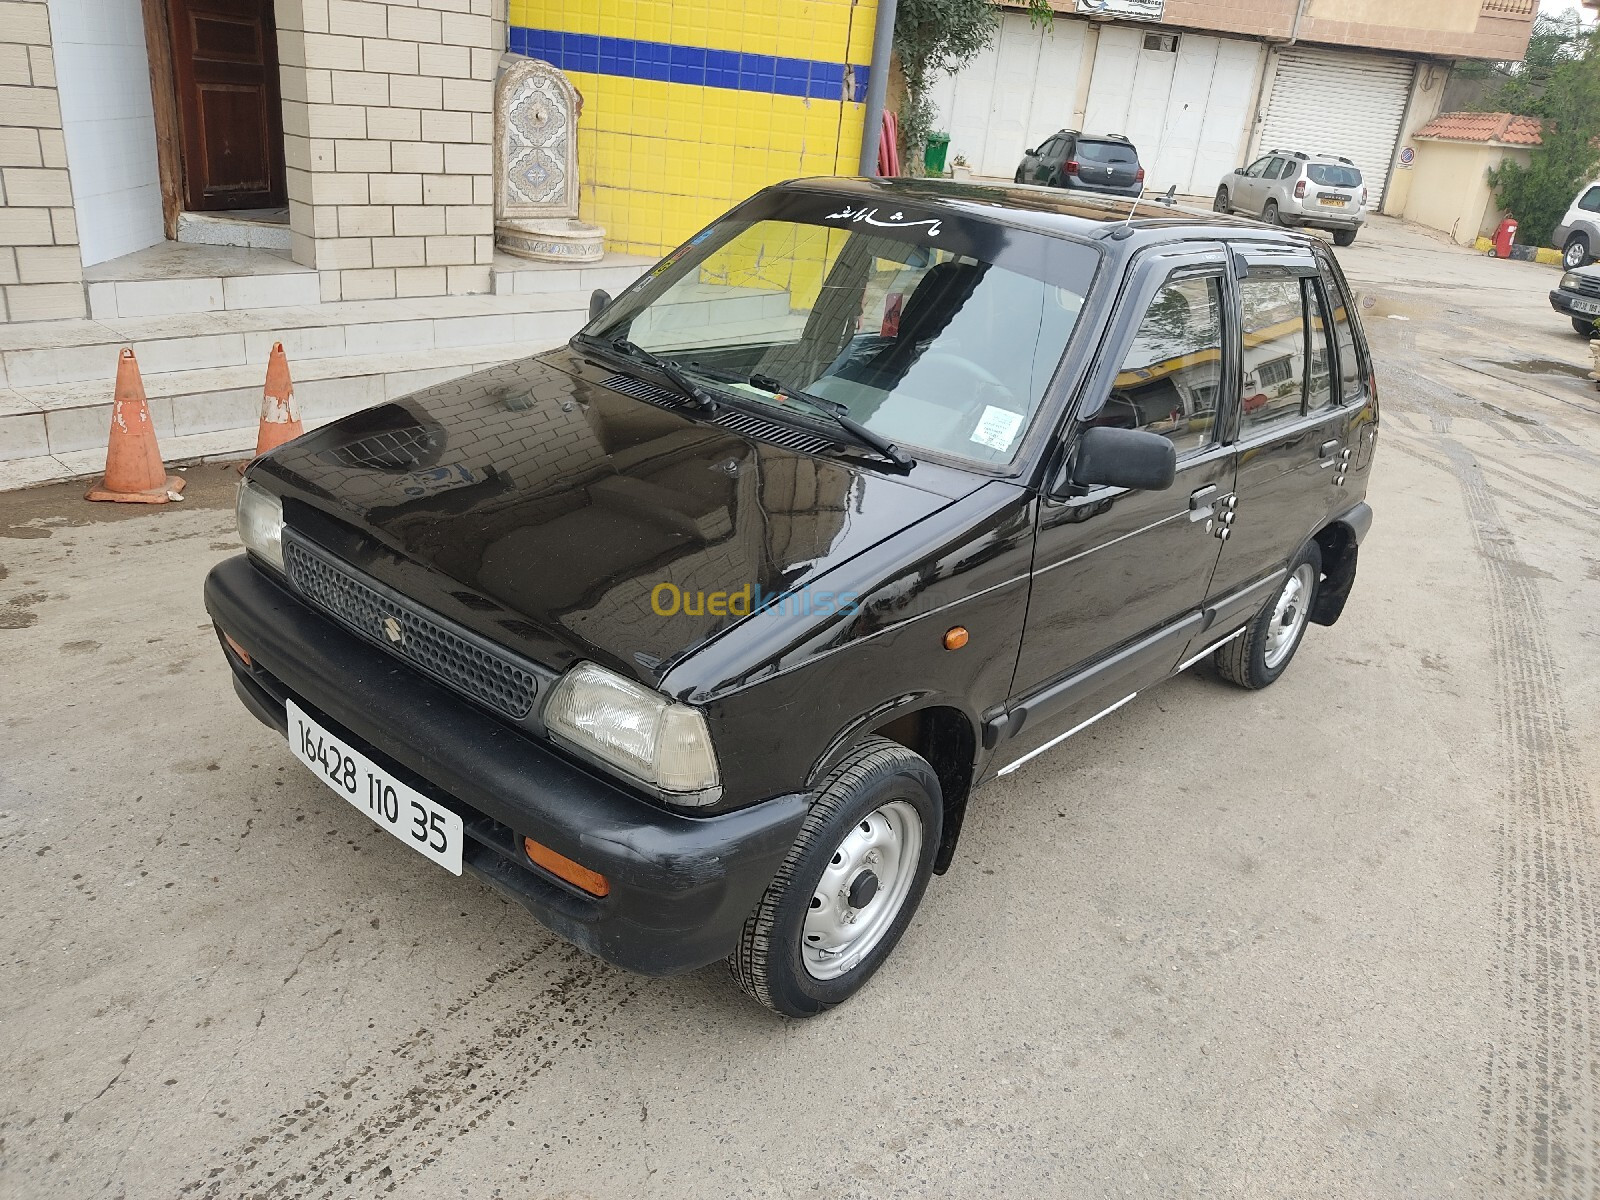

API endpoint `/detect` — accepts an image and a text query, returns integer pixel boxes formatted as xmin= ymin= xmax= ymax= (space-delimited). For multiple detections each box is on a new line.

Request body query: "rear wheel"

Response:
xmin=1333 ymin=228 xmax=1357 ymax=247
xmin=1565 ymin=234 xmax=1592 ymax=270
xmin=1573 ymin=316 xmax=1598 ymax=338
xmin=729 ymin=737 xmax=941 ymax=1018
xmin=1215 ymin=541 xmax=1323 ymax=690
xmin=1263 ymin=200 xmax=1281 ymax=226
xmin=1214 ymin=186 xmax=1231 ymax=213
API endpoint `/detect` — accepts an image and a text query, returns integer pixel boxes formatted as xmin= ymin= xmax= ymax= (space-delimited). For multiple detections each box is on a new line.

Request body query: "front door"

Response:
xmin=167 ymin=0 xmax=286 ymax=210
xmin=991 ymin=246 xmax=1238 ymax=778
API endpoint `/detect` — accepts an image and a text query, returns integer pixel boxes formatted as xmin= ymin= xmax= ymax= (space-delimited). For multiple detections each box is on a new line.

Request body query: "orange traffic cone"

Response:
xmin=251 ymin=341 xmax=303 ymax=459
xmin=85 ymin=348 xmax=185 ymax=504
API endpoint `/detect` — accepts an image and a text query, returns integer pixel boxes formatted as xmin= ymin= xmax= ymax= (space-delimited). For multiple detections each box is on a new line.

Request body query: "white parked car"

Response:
xmin=1214 ymin=151 xmax=1368 ymax=246
xmin=1553 ymin=181 xmax=1600 ymax=270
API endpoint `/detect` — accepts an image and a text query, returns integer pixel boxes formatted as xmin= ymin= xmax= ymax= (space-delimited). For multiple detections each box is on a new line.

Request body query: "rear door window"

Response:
xmin=1320 ymin=267 xmax=1367 ymax=403
xmin=1239 ymin=277 xmax=1308 ymax=433
xmin=1308 ymin=163 xmax=1362 ymax=189
xmin=1078 ymin=140 xmax=1138 ymax=164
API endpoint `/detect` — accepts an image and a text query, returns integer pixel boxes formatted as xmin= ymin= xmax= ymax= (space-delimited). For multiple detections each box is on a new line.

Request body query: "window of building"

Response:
xmin=1097 ymin=273 xmax=1225 ymax=457
xmin=1143 ymin=33 xmax=1180 ymax=53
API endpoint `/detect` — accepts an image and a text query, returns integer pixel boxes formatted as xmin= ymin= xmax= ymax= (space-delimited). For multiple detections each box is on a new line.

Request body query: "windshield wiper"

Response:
xmin=606 ymin=337 xmax=717 ymax=412
xmin=746 ymin=373 xmax=915 ymax=471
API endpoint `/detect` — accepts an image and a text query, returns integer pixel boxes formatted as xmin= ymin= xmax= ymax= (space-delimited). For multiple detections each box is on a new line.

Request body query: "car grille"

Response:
xmin=283 ymin=534 xmax=540 ymax=720
xmin=1569 ymin=274 xmax=1600 ymax=299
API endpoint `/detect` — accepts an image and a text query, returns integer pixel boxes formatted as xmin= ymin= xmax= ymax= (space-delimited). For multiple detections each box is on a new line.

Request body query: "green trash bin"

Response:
xmin=924 ymin=133 xmax=950 ymax=176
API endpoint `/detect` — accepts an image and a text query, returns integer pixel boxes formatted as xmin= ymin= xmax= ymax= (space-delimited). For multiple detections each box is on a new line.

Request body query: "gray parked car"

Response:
xmin=1215 ymin=151 xmax=1367 ymax=246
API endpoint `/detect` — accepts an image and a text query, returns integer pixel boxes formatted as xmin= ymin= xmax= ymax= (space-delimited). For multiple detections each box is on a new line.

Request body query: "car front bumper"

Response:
xmin=203 ymin=554 xmax=810 ymax=977
xmin=1549 ymin=287 xmax=1600 ymax=319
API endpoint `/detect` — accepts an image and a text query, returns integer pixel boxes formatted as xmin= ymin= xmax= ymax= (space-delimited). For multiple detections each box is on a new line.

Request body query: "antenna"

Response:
xmin=1123 ymin=187 xmax=1146 ymax=224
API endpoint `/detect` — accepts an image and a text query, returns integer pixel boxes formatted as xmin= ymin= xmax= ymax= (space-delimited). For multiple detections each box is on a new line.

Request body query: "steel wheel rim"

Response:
xmin=801 ymin=800 xmax=923 ymax=981
xmin=1264 ymin=563 xmax=1316 ymax=669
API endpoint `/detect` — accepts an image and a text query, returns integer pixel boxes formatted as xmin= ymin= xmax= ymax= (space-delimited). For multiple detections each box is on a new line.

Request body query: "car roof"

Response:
xmin=775 ymin=176 xmax=1324 ymax=254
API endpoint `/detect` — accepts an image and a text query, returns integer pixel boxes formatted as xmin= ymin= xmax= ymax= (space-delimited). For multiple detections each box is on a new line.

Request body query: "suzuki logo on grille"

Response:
xmin=383 ymin=616 xmax=404 ymax=644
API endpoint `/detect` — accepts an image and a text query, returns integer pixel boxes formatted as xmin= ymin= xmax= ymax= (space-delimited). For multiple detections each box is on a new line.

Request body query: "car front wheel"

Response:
xmin=1214 ymin=186 xmax=1230 ymax=213
xmin=1263 ymin=200 xmax=1281 ymax=226
xmin=1573 ymin=316 xmax=1598 ymax=338
xmin=1215 ymin=541 xmax=1323 ymax=690
xmin=1565 ymin=234 xmax=1592 ymax=270
xmin=729 ymin=737 xmax=941 ymax=1018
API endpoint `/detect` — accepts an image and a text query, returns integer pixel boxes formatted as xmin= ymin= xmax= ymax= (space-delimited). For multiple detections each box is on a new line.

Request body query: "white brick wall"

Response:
xmin=279 ymin=0 xmax=503 ymax=301
xmin=0 ymin=0 xmax=86 ymax=321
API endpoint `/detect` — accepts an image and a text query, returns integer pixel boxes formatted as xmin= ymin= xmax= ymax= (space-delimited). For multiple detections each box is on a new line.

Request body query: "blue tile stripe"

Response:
xmin=508 ymin=26 xmax=870 ymax=103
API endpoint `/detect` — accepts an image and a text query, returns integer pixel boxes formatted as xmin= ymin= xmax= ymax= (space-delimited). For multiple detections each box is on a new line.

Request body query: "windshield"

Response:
xmin=1308 ymin=163 xmax=1362 ymax=188
xmin=586 ymin=209 xmax=1100 ymax=468
xmin=1077 ymin=141 xmax=1138 ymax=164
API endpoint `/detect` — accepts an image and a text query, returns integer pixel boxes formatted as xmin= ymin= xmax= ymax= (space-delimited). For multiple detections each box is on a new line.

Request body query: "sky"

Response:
xmin=1541 ymin=0 xmax=1592 ymax=18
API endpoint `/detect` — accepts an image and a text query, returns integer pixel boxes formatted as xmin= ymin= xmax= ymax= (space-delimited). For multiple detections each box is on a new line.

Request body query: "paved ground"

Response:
xmin=2 ymin=217 xmax=1598 ymax=1199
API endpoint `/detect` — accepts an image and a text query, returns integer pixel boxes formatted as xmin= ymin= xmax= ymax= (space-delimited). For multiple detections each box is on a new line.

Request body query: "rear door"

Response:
xmin=993 ymin=246 xmax=1237 ymax=776
xmin=1201 ymin=246 xmax=1356 ymax=628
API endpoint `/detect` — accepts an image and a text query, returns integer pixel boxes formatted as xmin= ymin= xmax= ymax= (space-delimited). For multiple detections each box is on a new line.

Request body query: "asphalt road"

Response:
xmin=2 ymin=218 xmax=1598 ymax=1199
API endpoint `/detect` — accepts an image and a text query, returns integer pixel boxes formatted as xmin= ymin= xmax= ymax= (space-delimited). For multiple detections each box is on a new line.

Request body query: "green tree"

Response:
xmin=1459 ymin=11 xmax=1588 ymax=114
xmin=893 ymin=0 xmax=1053 ymax=173
xmin=1489 ymin=26 xmax=1600 ymax=248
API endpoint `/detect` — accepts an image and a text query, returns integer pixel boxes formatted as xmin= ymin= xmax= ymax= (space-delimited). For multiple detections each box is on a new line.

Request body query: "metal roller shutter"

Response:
xmin=1258 ymin=48 xmax=1414 ymax=209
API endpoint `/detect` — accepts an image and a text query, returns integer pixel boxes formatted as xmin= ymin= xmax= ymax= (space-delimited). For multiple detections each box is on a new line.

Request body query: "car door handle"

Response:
xmin=1319 ymin=439 xmax=1341 ymax=457
xmin=1189 ymin=484 xmax=1217 ymax=521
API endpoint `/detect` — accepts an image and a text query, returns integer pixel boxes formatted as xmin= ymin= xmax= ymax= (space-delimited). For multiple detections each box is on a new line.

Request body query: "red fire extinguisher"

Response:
xmin=1493 ymin=218 xmax=1518 ymax=258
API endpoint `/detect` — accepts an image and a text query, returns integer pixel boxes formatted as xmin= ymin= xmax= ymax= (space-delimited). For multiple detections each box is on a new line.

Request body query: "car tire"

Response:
xmin=729 ymin=736 xmax=941 ymax=1018
xmin=1014 ymin=168 xmax=1024 ymax=184
xmin=1263 ymin=200 xmax=1281 ymax=226
xmin=1214 ymin=541 xmax=1323 ymax=690
xmin=1333 ymin=228 xmax=1357 ymax=247
xmin=1573 ymin=317 xmax=1598 ymax=338
xmin=1565 ymin=234 xmax=1592 ymax=270
xmin=1214 ymin=186 xmax=1230 ymax=213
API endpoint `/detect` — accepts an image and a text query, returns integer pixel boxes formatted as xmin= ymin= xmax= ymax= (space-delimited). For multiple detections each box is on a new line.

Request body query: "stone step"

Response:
xmin=0 ymin=338 xmax=561 ymax=463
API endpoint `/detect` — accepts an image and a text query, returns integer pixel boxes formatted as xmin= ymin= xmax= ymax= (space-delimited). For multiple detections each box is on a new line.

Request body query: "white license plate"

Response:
xmin=1573 ymin=298 xmax=1600 ymax=316
xmin=287 ymin=700 xmax=464 ymax=875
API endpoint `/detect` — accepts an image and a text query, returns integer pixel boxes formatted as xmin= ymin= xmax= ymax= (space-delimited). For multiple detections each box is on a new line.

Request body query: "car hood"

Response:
xmin=254 ymin=350 xmax=985 ymax=688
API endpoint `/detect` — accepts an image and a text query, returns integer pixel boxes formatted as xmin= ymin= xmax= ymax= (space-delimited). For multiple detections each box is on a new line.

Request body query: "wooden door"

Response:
xmin=166 ymin=0 xmax=285 ymax=210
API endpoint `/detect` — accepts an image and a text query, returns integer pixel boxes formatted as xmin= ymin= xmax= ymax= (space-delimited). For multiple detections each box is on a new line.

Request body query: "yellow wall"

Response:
xmin=509 ymin=1 xmax=877 ymax=257
xmin=1397 ymin=139 xmax=1530 ymax=246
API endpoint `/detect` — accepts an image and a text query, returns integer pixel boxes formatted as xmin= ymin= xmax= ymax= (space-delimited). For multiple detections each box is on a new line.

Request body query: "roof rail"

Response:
xmin=1102 ymin=133 xmax=1133 ymax=143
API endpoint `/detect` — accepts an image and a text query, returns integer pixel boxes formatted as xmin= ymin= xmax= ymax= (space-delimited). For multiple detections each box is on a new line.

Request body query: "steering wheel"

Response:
xmin=912 ymin=352 xmax=1020 ymax=412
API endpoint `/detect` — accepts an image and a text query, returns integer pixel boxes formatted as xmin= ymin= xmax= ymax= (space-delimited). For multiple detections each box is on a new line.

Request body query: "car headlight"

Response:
xmin=1563 ymin=272 xmax=1584 ymax=291
xmin=543 ymin=662 xmax=721 ymax=807
xmin=236 ymin=480 xmax=284 ymax=571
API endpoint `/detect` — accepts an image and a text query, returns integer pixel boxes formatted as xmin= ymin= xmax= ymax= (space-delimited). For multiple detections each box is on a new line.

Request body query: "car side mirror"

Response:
xmin=1025 ymin=148 xmax=1036 ymax=157
xmin=589 ymin=288 xmax=611 ymax=322
xmin=1066 ymin=427 xmax=1177 ymax=492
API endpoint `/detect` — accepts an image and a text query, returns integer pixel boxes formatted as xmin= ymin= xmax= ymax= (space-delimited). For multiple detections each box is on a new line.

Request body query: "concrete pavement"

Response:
xmin=1 ymin=217 xmax=1598 ymax=1199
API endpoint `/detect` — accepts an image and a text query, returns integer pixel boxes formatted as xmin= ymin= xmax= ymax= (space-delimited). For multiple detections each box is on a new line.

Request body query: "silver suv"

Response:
xmin=1215 ymin=151 xmax=1367 ymax=246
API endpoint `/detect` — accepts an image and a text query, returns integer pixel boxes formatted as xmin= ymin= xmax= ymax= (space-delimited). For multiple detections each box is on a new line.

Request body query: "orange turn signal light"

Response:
xmin=943 ymin=626 xmax=970 ymax=651
xmin=222 ymin=631 xmax=252 ymax=666
xmin=524 ymin=835 xmax=610 ymax=897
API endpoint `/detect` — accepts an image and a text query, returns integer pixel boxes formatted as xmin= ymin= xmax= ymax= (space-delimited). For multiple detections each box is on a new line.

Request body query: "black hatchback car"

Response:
xmin=1016 ymin=131 xmax=1145 ymax=197
xmin=207 ymin=178 xmax=1379 ymax=1017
